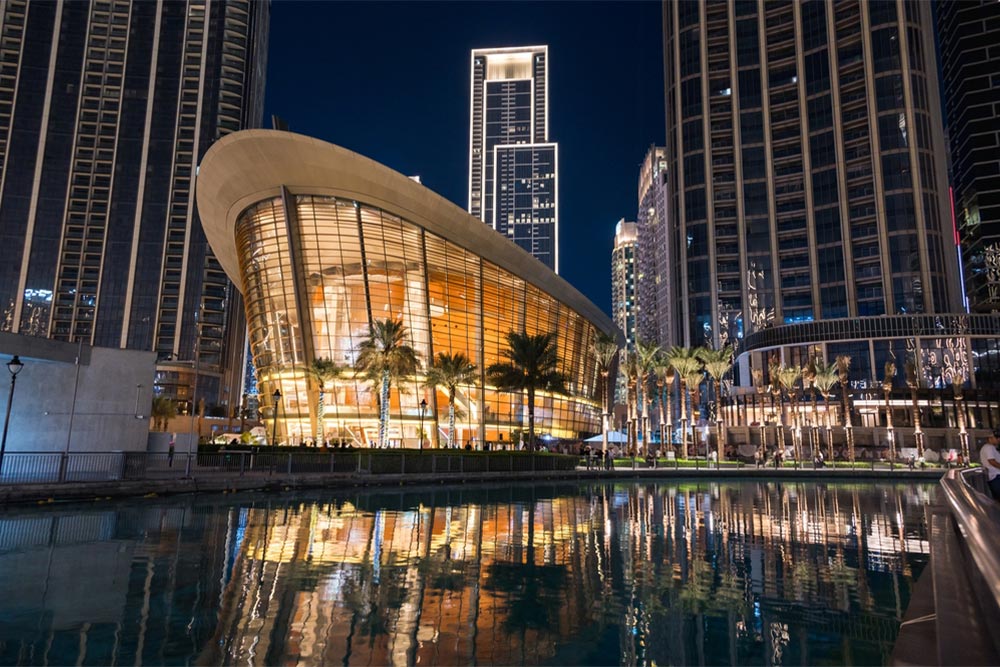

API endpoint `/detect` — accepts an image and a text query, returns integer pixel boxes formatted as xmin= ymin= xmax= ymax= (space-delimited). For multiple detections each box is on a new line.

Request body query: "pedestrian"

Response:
xmin=979 ymin=429 xmax=1000 ymax=500
xmin=168 ymin=434 xmax=175 ymax=467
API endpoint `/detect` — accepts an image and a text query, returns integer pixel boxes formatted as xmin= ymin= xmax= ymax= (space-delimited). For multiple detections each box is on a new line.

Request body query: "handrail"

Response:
xmin=940 ymin=468 xmax=1000 ymax=613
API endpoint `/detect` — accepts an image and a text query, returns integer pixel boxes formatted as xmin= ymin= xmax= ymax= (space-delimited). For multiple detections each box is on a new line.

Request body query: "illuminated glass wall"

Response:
xmin=235 ymin=194 xmax=601 ymax=446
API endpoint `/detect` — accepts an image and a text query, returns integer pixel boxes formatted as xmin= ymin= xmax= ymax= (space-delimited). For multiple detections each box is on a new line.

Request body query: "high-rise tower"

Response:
xmin=663 ymin=0 xmax=960 ymax=381
xmin=0 ymin=0 xmax=268 ymax=412
xmin=636 ymin=146 xmax=672 ymax=348
xmin=469 ymin=46 xmax=559 ymax=272
xmin=938 ymin=0 xmax=1000 ymax=312
xmin=612 ymin=219 xmax=638 ymax=403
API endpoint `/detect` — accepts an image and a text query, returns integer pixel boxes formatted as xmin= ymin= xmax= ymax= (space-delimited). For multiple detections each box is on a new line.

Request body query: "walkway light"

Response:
xmin=418 ymin=398 xmax=427 ymax=451
xmin=272 ymin=388 xmax=282 ymax=447
xmin=1 ymin=355 xmax=25 ymax=476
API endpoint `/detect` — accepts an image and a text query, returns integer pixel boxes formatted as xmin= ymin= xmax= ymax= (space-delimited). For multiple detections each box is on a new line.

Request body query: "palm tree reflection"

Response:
xmin=190 ymin=481 xmax=932 ymax=666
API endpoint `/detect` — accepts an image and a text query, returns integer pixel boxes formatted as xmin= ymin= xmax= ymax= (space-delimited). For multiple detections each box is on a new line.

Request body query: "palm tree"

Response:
xmin=697 ymin=345 xmax=733 ymax=461
xmin=309 ymin=357 xmax=344 ymax=445
xmin=653 ymin=361 xmax=675 ymax=454
xmin=666 ymin=346 xmax=703 ymax=459
xmin=682 ymin=367 xmax=705 ymax=457
xmin=625 ymin=353 xmax=638 ymax=456
xmin=355 ymin=319 xmax=421 ymax=449
xmin=776 ymin=365 xmax=802 ymax=463
xmin=486 ymin=331 xmax=567 ymax=451
xmin=590 ymin=332 xmax=619 ymax=452
xmin=882 ymin=360 xmax=896 ymax=463
xmin=425 ymin=352 xmax=478 ymax=449
xmin=151 ymin=396 xmax=177 ymax=432
xmin=811 ymin=359 xmax=840 ymax=462
xmin=635 ymin=340 xmax=661 ymax=456
xmin=835 ymin=355 xmax=854 ymax=462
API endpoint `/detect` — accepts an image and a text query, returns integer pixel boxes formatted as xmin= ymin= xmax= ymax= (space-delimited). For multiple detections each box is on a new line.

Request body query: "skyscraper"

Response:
xmin=663 ymin=0 xmax=961 ymax=383
xmin=612 ymin=219 xmax=638 ymax=403
xmin=469 ymin=46 xmax=559 ymax=272
xmin=636 ymin=145 xmax=672 ymax=348
xmin=938 ymin=0 xmax=1000 ymax=312
xmin=0 ymin=0 xmax=268 ymax=412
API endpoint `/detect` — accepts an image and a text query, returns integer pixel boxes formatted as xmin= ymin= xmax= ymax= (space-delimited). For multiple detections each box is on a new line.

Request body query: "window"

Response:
xmin=804 ymin=50 xmax=830 ymax=94
xmin=740 ymin=111 xmax=764 ymax=143
xmin=871 ymin=27 xmax=900 ymax=73
xmin=738 ymin=69 xmax=762 ymax=108
xmin=812 ymin=168 xmax=838 ymax=206
xmin=809 ymin=131 xmax=835 ymax=168
xmin=807 ymin=95 xmax=832 ymax=130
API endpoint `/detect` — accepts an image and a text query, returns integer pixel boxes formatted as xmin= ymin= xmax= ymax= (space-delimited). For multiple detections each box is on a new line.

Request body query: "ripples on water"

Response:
xmin=0 ymin=480 xmax=932 ymax=666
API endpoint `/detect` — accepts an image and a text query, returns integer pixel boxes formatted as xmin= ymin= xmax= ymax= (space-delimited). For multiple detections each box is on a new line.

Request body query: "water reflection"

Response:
xmin=0 ymin=480 xmax=932 ymax=666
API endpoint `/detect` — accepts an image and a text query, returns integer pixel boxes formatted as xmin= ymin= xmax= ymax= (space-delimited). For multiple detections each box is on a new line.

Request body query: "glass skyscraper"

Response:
xmin=0 ymin=0 xmax=268 ymax=412
xmin=663 ymin=0 xmax=963 ymax=384
xmin=938 ymin=0 xmax=1000 ymax=313
xmin=468 ymin=46 xmax=559 ymax=273
xmin=611 ymin=219 xmax=638 ymax=403
xmin=636 ymin=145 xmax=672 ymax=349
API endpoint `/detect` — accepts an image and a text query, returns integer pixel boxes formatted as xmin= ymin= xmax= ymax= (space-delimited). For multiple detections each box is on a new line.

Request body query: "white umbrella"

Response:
xmin=584 ymin=431 xmax=628 ymax=443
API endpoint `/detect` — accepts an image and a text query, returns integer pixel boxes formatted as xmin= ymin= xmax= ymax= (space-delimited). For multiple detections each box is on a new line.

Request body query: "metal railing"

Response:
xmin=0 ymin=450 xmax=579 ymax=487
xmin=940 ymin=468 xmax=1000 ymax=616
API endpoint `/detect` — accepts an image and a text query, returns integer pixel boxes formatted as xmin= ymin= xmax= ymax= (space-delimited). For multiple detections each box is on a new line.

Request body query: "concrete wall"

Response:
xmin=0 ymin=334 xmax=155 ymax=453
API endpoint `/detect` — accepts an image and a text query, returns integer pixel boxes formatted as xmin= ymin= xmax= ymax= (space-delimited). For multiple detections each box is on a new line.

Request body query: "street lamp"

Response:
xmin=271 ymin=388 xmax=282 ymax=447
xmin=418 ymin=398 xmax=427 ymax=451
xmin=1 ymin=355 xmax=25 ymax=476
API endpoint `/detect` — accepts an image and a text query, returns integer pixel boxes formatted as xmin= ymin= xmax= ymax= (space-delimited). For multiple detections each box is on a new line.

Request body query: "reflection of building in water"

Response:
xmin=201 ymin=482 xmax=929 ymax=666
xmin=0 ymin=504 xmax=236 ymax=665
xmin=0 ymin=482 xmax=931 ymax=665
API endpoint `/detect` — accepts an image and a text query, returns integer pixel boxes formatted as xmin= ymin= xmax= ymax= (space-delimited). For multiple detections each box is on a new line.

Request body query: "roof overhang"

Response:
xmin=195 ymin=129 xmax=617 ymax=336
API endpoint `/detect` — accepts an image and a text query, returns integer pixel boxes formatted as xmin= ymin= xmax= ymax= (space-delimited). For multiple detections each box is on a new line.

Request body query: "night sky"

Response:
xmin=263 ymin=0 xmax=665 ymax=316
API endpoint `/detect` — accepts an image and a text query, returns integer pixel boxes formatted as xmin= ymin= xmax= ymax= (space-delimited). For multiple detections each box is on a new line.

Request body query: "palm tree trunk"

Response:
xmin=527 ymin=386 xmax=536 ymax=450
xmin=666 ymin=389 xmax=674 ymax=457
xmin=714 ymin=378 xmax=724 ymax=461
xmin=680 ymin=382 xmax=689 ymax=459
xmin=657 ymin=388 xmax=666 ymax=454
xmin=379 ymin=369 xmax=391 ymax=449
xmin=448 ymin=389 xmax=456 ymax=449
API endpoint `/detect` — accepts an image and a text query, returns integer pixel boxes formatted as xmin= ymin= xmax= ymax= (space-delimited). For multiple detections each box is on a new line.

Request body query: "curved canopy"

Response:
xmin=195 ymin=129 xmax=617 ymax=337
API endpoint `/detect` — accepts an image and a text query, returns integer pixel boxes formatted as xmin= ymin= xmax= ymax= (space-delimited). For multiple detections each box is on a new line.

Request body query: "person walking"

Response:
xmin=979 ymin=429 xmax=1000 ymax=500
xmin=168 ymin=434 xmax=176 ymax=467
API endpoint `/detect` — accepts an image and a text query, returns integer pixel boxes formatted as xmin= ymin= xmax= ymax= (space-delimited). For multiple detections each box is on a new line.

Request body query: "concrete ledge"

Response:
xmin=0 ymin=467 xmax=945 ymax=506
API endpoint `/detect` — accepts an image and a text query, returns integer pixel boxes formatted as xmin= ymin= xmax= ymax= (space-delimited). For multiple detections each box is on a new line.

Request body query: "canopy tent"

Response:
xmin=584 ymin=431 xmax=629 ymax=443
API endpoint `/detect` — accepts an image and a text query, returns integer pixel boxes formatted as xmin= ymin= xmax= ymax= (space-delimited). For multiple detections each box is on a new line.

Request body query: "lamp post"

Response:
xmin=418 ymin=398 xmax=427 ymax=451
xmin=271 ymin=388 xmax=282 ymax=447
xmin=0 ymin=355 xmax=24 ymax=476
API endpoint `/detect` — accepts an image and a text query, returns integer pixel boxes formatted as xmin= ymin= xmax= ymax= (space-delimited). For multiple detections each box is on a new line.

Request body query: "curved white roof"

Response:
xmin=196 ymin=130 xmax=617 ymax=335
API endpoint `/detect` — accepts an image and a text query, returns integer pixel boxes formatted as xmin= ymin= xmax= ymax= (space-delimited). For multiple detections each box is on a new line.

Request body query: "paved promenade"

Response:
xmin=0 ymin=464 xmax=945 ymax=506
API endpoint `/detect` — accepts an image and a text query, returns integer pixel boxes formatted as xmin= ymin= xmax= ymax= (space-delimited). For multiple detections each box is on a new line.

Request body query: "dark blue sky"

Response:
xmin=263 ymin=0 xmax=665 ymax=316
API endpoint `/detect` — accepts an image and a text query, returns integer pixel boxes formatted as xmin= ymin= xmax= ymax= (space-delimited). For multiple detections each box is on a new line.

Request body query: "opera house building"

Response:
xmin=196 ymin=130 xmax=616 ymax=447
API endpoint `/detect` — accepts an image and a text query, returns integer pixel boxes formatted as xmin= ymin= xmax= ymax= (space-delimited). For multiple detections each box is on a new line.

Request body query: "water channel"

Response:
xmin=0 ymin=479 xmax=932 ymax=666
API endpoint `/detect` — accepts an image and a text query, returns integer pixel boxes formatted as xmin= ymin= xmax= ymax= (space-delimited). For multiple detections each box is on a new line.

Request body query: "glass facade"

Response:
xmin=0 ymin=0 xmax=268 ymax=412
xmin=663 ymin=0 xmax=958 ymax=359
xmin=611 ymin=220 xmax=638 ymax=403
xmin=235 ymin=194 xmax=603 ymax=446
